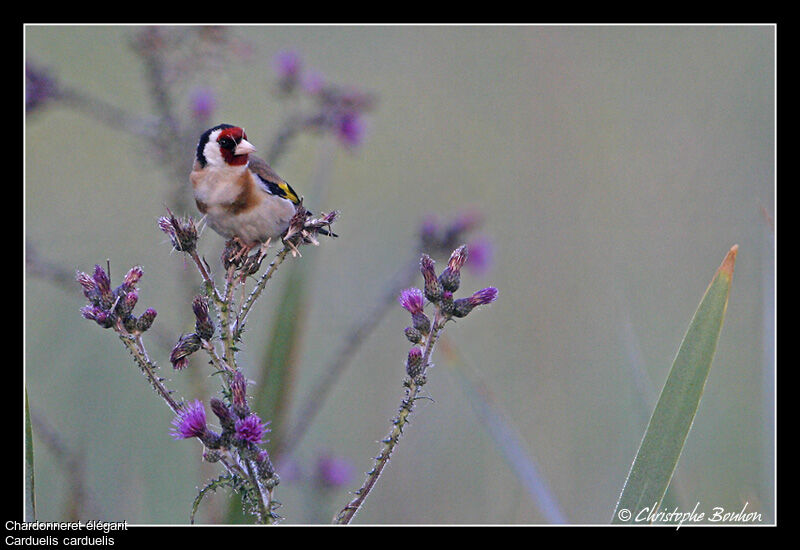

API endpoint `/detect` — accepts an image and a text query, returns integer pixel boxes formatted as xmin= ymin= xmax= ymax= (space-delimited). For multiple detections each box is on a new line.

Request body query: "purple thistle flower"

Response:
xmin=234 ymin=414 xmax=270 ymax=445
xmin=399 ymin=287 xmax=425 ymax=315
xmin=170 ymin=399 xmax=207 ymax=440
xmin=316 ymin=452 xmax=355 ymax=489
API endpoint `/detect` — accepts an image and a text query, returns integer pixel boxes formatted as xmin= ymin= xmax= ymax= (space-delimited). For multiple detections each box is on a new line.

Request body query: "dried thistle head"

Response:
xmin=283 ymin=201 xmax=339 ymax=257
xmin=158 ymin=208 xmax=198 ymax=254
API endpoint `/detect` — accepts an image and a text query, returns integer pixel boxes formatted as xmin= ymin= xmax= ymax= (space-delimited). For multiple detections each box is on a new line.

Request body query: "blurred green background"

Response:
xmin=24 ymin=25 xmax=774 ymax=524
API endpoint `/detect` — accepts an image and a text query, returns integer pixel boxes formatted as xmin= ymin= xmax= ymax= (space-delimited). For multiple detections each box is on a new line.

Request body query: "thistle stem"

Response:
xmin=333 ymin=310 xmax=445 ymax=524
xmin=235 ymin=245 xmax=291 ymax=335
xmin=119 ymin=333 xmax=181 ymax=414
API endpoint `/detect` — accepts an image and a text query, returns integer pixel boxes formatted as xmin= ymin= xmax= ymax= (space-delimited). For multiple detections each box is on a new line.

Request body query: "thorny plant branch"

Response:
xmin=334 ymin=308 xmax=446 ymax=525
xmin=74 ymin=205 xmax=338 ymax=524
xmin=333 ymin=248 xmax=498 ymax=524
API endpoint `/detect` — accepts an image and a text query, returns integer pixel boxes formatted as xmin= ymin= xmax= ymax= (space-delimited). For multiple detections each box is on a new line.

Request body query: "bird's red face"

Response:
xmin=216 ymin=126 xmax=256 ymax=166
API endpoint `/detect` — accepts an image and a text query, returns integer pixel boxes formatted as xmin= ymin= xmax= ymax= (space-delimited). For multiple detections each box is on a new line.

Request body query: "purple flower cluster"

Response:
xmin=420 ymin=209 xmax=494 ymax=276
xmin=77 ymin=264 xmax=156 ymax=333
xmin=271 ymin=49 xmax=375 ymax=150
xmin=400 ymin=246 xmax=498 ymax=379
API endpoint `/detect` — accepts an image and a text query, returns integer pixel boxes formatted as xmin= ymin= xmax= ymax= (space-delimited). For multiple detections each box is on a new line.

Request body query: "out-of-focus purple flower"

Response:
xmin=189 ymin=87 xmax=216 ymax=121
xmin=465 ymin=236 xmax=494 ymax=275
xmin=302 ymin=70 xmax=325 ymax=95
xmin=315 ymin=452 xmax=355 ymax=489
xmin=336 ymin=112 xmax=367 ymax=149
xmin=399 ymin=287 xmax=425 ymax=315
xmin=446 ymin=209 xmax=484 ymax=239
xmin=170 ymin=399 xmax=208 ymax=440
xmin=234 ymin=414 xmax=270 ymax=445
xmin=26 ymin=62 xmax=59 ymax=113
xmin=420 ymin=215 xmax=440 ymax=247
xmin=274 ymin=50 xmax=302 ymax=79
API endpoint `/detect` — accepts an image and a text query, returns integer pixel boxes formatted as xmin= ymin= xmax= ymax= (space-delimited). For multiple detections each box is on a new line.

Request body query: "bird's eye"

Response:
xmin=219 ymin=137 xmax=233 ymax=149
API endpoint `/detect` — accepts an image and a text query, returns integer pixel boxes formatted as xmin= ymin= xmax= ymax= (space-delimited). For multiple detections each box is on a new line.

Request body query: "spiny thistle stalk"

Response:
xmin=333 ymin=245 xmax=498 ymax=524
xmin=78 ymin=206 xmax=338 ymax=524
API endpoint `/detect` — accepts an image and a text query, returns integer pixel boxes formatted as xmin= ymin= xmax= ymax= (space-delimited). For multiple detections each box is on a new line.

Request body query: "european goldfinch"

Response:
xmin=191 ymin=124 xmax=304 ymax=258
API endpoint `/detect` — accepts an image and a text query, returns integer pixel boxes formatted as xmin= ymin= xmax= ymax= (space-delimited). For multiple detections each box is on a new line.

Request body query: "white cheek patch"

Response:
xmin=203 ymin=140 xmax=225 ymax=167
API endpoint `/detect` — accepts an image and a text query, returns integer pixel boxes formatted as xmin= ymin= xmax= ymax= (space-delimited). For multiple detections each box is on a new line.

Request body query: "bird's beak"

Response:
xmin=235 ymin=139 xmax=257 ymax=155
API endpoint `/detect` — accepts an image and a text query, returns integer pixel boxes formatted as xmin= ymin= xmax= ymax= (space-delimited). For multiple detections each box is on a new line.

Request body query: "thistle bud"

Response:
xmin=452 ymin=287 xmax=499 ymax=318
xmin=76 ymin=271 xmax=99 ymax=303
xmin=404 ymin=326 xmax=423 ymax=344
xmin=170 ymin=333 xmax=201 ymax=370
xmin=80 ymin=305 xmax=114 ymax=329
xmin=210 ymin=397 xmax=236 ymax=432
xmin=116 ymin=289 xmax=138 ymax=318
xmin=136 ymin=308 xmax=157 ymax=332
xmin=123 ymin=314 xmax=138 ymax=333
xmin=439 ymin=290 xmax=455 ymax=316
xmin=420 ymin=254 xmax=442 ymax=303
xmin=121 ymin=265 xmax=144 ymax=292
xmin=406 ymin=346 xmax=424 ymax=378
xmin=192 ymin=295 xmax=215 ymax=340
xmin=93 ymin=265 xmax=114 ymax=309
xmin=158 ymin=209 xmax=198 ymax=254
xmin=231 ymin=370 xmax=250 ymax=418
xmin=438 ymin=245 xmax=468 ymax=292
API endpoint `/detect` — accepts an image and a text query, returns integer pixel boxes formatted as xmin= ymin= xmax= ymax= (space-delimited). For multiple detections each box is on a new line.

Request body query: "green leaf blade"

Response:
xmin=612 ymin=245 xmax=738 ymax=524
xmin=25 ymin=388 xmax=36 ymax=521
